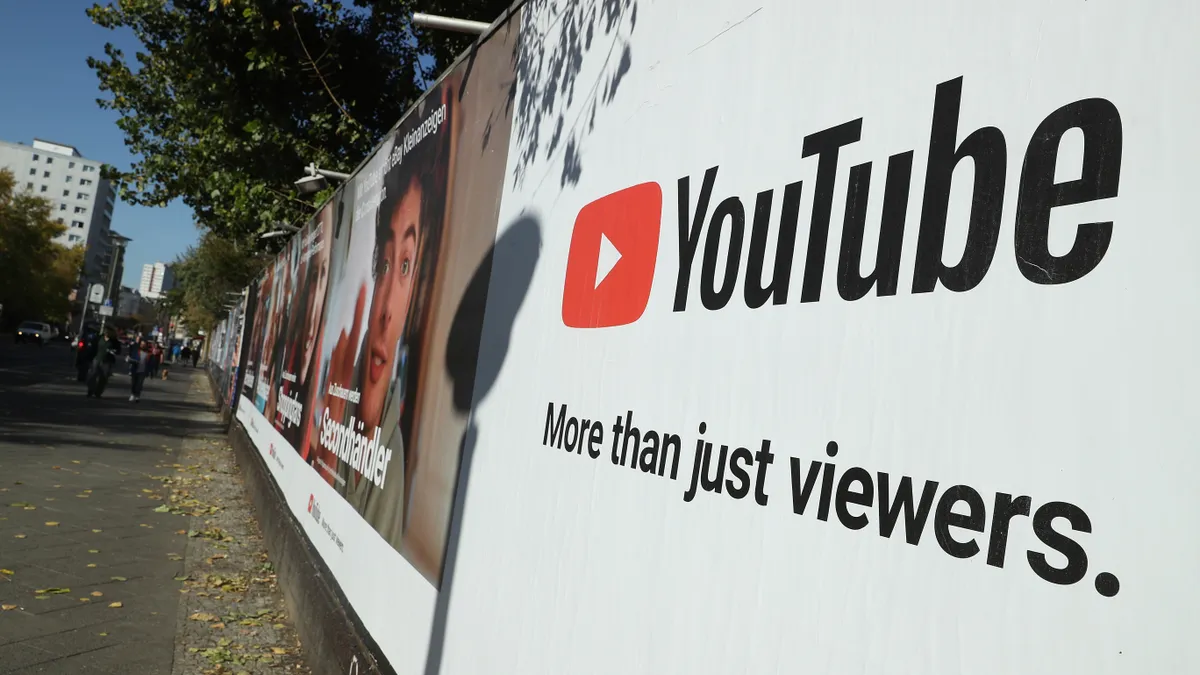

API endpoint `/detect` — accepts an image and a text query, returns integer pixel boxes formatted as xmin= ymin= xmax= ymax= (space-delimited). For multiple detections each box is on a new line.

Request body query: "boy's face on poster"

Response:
xmin=302 ymin=226 xmax=332 ymax=380
xmin=361 ymin=177 xmax=422 ymax=427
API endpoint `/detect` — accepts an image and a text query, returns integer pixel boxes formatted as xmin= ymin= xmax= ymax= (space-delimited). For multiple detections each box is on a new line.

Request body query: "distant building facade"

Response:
xmin=0 ymin=138 xmax=120 ymax=289
xmin=139 ymin=262 xmax=175 ymax=300
xmin=117 ymin=286 xmax=155 ymax=320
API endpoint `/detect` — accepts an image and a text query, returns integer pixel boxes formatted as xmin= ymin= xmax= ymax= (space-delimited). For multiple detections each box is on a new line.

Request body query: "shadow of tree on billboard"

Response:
xmin=508 ymin=0 xmax=639 ymax=190
xmin=424 ymin=213 xmax=541 ymax=675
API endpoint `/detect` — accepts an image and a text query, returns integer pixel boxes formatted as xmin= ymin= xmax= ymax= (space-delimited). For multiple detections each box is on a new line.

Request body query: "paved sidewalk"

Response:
xmin=0 ymin=344 xmax=307 ymax=674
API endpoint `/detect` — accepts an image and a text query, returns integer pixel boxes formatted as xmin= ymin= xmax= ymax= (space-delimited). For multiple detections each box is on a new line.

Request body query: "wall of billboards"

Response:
xmin=207 ymin=0 xmax=1198 ymax=673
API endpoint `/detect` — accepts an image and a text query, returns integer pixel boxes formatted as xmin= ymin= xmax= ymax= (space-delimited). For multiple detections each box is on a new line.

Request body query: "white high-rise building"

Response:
xmin=139 ymin=262 xmax=175 ymax=299
xmin=0 ymin=138 xmax=119 ymax=288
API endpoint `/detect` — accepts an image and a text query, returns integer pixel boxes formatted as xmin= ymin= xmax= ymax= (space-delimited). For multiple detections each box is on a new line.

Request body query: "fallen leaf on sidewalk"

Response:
xmin=90 ymin=591 xmax=103 ymax=597
xmin=98 ymin=632 xmax=108 ymax=636
xmin=13 ymin=534 xmax=25 ymax=539
xmin=92 ymin=529 xmax=102 ymax=533
xmin=88 ymin=549 xmax=99 ymax=554
xmin=153 ymin=505 xmax=170 ymax=513
xmin=9 ymin=502 xmax=31 ymax=507
xmin=189 ymin=611 xmax=220 ymax=622
xmin=44 ymin=521 xmax=59 ymax=527
xmin=71 ymin=460 xmax=81 ymax=465
xmin=271 ymin=647 xmax=287 ymax=655
xmin=1 ymin=604 xmax=16 ymax=611
xmin=108 ymin=601 xmax=122 ymax=608
xmin=174 ymin=575 xmax=191 ymax=581
xmin=87 ymin=564 xmax=96 ymax=568
xmin=110 ymin=576 xmax=127 ymax=582
xmin=0 ymin=569 xmax=13 ymax=576
xmin=34 ymin=588 xmax=70 ymax=595
xmin=211 ymin=622 xmax=225 ymax=629
xmin=79 ymin=598 xmax=90 ymax=602
xmin=51 ymin=466 xmax=61 ymax=470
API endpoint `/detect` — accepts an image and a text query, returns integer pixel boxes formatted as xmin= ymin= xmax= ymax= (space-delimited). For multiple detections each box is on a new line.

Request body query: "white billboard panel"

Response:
xmin=441 ymin=1 xmax=1199 ymax=673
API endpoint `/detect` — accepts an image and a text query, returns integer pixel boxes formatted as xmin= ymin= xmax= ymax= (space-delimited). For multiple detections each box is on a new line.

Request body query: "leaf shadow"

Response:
xmin=508 ymin=0 xmax=639 ymax=190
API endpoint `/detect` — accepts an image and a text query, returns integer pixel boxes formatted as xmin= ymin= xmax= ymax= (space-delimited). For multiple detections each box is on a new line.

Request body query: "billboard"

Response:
xmin=434 ymin=1 xmax=1198 ymax=674
xmin=234 ymin=13 xmax=522 ymax=671
xmin=223 ymin=0 xmax=1200 ymax=673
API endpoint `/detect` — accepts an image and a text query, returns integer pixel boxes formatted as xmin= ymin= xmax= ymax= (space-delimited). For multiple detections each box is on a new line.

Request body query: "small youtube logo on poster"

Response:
xmin=561 ymin=182 xmax=662 ymax=328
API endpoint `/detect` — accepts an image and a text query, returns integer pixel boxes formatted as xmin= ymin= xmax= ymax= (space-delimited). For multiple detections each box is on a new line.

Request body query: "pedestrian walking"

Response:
xmin=86 ymin=329 xmax=120 ymax=398
xmin=127 ymin=340 xmax=151 ymax=402
xmin=147 ymin=343 xmax=161 ymax=378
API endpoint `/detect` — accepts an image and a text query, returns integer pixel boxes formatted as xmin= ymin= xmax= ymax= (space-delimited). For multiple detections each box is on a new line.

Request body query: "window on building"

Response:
xmin=42 ymin=171 xmax=50 ymax=178
xmin=31 ymin=154 xmax=39 ymax=161
xmin=77 ymin=192 xmax=89 ymax=200
xmin=26 ymin=182 xmax=32 ymax=189
xmin=28 ymin=168 xmax=35 ymax=175
xmin=62 ymin=190 xmax=69 ymax=197
xmin=83 ymin=165 xmax=94 ymax=172
xmin=71 ymin=220 xmax=85 ymax=228
xmin=39 ymin=185 xmax=47 ymax=193
xmin=65 ymin=175 xmax=73 ymax=183
xmin=59 ymin=204 xmax=67 ymax=211
xmin=46 ymin=157 xmax=53 ymax=164
xmin=69 ymin=161 xmax=75 ymax=169
xmin=68 ymin=235 xmax=81 ymax=243
xmin=74 ymin=206 xmax=86 ymax=214
xmin=80 ymin=179 xmax=93 ymax=186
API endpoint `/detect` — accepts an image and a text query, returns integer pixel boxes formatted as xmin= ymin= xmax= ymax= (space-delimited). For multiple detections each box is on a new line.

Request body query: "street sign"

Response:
xmin=103 ymin=298 xmax=113 ymax=308
xmin=98 ymin=306 xmax=113 ymax=317
xmin=88 ymin=283 xmax=105 ymax=304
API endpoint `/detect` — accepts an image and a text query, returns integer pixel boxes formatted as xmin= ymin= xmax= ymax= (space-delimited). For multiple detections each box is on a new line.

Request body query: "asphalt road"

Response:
xmin=0 ymin=340 xmax=224 ymax=674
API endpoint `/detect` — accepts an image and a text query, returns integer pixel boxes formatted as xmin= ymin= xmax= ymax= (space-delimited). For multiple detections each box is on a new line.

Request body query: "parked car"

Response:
xmin=14 ymin=321 xmax=52 ymax=346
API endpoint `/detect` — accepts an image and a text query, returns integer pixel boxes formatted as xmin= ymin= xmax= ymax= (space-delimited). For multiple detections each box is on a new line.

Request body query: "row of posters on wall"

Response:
xmin=210 ymin=0 xmax=1198 ymax=672
xmin=216 ymin=9 xmax=523 ymax=672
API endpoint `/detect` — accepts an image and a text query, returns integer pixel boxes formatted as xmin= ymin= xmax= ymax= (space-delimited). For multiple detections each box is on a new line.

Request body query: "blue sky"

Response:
xmin=0 ymin=1 xmax=197 ymax=288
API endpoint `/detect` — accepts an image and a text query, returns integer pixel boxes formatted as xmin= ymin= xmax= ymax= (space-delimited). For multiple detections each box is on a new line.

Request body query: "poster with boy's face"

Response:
xmin=301 ymin=72 xmax=460 ymax=579
xmin=245 ymin=266 xmax=273 ymax=403
xmin=275 ymin=202 xmax=335 ymax=446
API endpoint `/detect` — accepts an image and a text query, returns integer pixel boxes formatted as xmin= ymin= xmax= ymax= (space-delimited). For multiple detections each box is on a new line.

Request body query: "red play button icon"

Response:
xmin=561 ymin=182 xmax=662 ymax=328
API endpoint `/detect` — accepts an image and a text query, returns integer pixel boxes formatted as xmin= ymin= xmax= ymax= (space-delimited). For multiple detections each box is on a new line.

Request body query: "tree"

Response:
xmin=87 ymin=0 xmax=514 ymax=245
xmin=0 ymin=169 xmax=87 ymax=327
xmin=168 ymin=230 xmax=265 ymax=334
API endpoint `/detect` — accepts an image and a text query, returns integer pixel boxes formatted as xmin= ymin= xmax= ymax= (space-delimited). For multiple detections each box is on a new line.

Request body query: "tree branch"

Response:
xmin=290 ymin=12 xmax=363 ymax=131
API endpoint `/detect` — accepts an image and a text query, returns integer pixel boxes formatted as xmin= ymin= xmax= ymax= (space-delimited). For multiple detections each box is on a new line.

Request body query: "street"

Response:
xmin=0 ymin=341 xmax=306 ymax=674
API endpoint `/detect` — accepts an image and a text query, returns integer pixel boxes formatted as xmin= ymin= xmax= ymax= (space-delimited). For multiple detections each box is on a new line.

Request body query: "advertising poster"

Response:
xmin=432 ymin=0 xmax=1200 ymax=673
xmin=226 ymin=298 xmax=245 ymax=406
xmin=234 ymin=13 xmax=522 ymax=671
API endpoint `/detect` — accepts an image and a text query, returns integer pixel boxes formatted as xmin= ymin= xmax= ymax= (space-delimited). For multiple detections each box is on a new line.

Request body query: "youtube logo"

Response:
xmin=562 ymin=182 xmax=662 ymax=328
